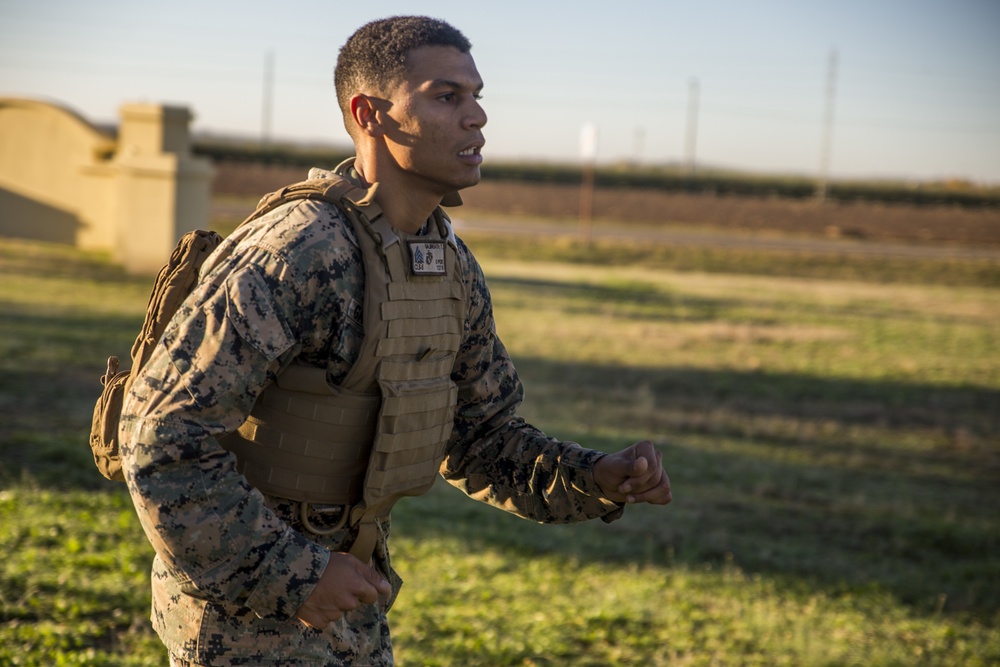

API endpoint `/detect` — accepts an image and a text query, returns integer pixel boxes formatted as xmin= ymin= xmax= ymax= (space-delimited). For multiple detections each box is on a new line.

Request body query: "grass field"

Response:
xmin=0 ymin=225 xmax=998 ymax=665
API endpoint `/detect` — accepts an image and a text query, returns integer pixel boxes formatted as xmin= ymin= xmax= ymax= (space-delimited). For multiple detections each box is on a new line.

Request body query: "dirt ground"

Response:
xmin=212 ymin=161 xmax=1000 ymax=247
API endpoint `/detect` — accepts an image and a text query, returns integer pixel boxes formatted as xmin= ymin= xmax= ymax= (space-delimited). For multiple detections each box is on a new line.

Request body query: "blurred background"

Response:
xmin=2 ymin=0 xmax=998 ymax=184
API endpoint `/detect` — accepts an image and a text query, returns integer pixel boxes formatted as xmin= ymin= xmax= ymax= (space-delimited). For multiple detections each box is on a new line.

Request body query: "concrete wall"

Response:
xmin=0 ymin=97 xmax=213 ymax=273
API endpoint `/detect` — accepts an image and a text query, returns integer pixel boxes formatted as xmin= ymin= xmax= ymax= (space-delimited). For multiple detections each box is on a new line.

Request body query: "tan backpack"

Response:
xmin=88 ymin=177 xmax=359 ymax=482
xmin=90 ymin=229 xmax=223 ymax=481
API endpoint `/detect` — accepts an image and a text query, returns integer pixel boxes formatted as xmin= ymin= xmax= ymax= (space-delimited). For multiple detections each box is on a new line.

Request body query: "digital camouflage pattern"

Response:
xmin=119 ymin=167 xmax=624 ymax=666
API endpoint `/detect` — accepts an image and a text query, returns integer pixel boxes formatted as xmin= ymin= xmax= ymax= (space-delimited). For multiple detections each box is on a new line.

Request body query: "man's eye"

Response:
xmin=473 ymin=93 xmax=484 ymax=101
xmin=440 ymin=93 xmax=455 ymax=102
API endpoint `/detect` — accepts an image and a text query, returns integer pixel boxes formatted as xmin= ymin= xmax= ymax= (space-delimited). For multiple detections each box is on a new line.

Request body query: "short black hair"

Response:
xmin=334 ymin=16 xmax=472 ymax=133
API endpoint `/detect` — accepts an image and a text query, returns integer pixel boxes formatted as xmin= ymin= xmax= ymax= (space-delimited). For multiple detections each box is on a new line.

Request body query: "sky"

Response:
xmin=1 ymin=0 xmax=998 ymax=184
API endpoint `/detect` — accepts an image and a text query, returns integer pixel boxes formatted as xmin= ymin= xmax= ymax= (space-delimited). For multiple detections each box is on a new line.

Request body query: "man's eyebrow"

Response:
xmin=428 ymin=78 xmax=483 ymax=92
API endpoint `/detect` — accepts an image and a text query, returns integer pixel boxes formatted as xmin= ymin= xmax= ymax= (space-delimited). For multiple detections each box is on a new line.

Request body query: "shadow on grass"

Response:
xmin=394 ymin=428 xmax=999 ymax=621
xmin=488 ymin=274 xmax=989 ymax=325
xmin=0 ymin=304 xmax=139 ymax=491
xmin=392 ymin=357 xmax=1000 ymax=620
xmin=489 ymin=275 xmax=747 ymax=324
xmin=3 ymin=307 xmax=998 ymax=619
xmin=0 ymin=239 xmax=150 ymax=284
xmin=519 ymin=354 xmax=999 ymax=437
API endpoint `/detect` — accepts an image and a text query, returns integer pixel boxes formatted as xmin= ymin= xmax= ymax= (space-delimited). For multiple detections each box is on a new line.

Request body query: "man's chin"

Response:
xmin=437 ymin=176 xmax=480 ymax=201
xmin=454 ymin=169 xmax=481 ymax=190
xmin=417 ymin=168 xmax=481 ymax=199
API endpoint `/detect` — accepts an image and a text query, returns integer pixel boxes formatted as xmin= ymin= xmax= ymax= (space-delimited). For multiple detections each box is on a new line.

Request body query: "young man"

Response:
xmin=120 ymin=16 xmax=671 ymax=666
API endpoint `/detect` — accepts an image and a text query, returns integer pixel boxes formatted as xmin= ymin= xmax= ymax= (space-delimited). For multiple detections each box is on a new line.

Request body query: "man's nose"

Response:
xmin=465 ymin=98 xmax=487 ymax=129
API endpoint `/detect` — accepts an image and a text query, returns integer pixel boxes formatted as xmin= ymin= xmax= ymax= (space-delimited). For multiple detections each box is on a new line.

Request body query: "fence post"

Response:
xmin=113 ymin=103 xmax=213 ymax=274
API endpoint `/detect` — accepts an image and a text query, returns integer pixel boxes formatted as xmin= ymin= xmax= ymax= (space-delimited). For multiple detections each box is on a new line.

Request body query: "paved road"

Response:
xmin=449 ymin=214 xmax=1000 ymax=261
xmin=211 ymin=201 xmax=1000 ymax=261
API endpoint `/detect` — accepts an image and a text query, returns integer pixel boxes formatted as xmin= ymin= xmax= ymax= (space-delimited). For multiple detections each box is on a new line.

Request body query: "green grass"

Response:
xmin=0 ymin=487 xmax=163 ymax=667
xmin=1 ymin=233 xmax=998 ymax=666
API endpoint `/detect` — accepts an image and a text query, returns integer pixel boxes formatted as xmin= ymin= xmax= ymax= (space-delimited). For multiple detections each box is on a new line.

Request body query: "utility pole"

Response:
xmin=684 ymin=77 xmax=700 ymax=177
xmin=817 ymin=48 xmax=838 ymax=202
xmin=261 ymin=50 xmax=275 ymax=148
xmin=579 ymin=123 xmax=598 ymax=245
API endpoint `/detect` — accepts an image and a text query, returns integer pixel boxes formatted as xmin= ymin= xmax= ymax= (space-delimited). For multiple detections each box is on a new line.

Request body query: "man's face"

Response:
xmin=378 ymin=45 xmax=487 ymax=196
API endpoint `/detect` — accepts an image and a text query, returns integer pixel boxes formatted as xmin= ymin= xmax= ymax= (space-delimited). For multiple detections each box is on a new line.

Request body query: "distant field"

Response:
xmin=1 ymin=228 xmax=997 ymax=665
xmin=212 ymin=161 xmax=1000 ymax=246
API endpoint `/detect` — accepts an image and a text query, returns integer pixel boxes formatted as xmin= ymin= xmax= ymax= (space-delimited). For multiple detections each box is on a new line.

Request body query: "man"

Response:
xmin=120 ymin=15 xmax=671 ymax=666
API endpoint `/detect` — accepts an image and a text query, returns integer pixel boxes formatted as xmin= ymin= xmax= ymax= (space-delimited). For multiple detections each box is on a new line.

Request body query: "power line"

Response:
xmin=685 ymin=78 xmax=700 ymax=175
xmin=261 ymin=51 xmax=275 ymax=148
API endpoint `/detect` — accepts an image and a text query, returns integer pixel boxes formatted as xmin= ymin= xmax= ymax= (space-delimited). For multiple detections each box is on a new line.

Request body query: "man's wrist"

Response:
xmin=245 ymin=530 xmax=330 ymax=620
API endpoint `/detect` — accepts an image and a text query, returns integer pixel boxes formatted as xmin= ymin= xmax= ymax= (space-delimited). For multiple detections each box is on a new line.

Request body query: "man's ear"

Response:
xmin=350 ymin=94 xmax=382 ymax=137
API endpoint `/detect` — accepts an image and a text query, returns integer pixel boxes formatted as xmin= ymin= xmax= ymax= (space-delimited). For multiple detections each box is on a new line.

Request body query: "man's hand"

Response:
xmin=295 ymin=552 xmax=393 ymax=629
xmin=593 ymin=440 xmax=672 ymax=505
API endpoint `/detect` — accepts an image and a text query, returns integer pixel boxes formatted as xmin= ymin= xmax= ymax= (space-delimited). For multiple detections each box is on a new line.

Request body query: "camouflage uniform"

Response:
xmin=120 ymin=165 xmax=624 ymax=666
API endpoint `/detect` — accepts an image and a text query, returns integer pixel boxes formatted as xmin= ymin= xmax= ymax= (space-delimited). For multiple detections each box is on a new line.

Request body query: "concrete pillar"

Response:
xmin=113 ymin=103 xmax=213 ymax=274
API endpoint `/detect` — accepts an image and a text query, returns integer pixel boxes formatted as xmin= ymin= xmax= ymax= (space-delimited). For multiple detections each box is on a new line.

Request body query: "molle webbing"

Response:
xmin=220 ymin=174 xmax=467 ymax=563
xmin=219 ymin=176 xmax=380 ymax=504
xmin=344 ymin=207 xmax=465 ymax=562
xmin=221 ymin=369 xmax=378 ymax=505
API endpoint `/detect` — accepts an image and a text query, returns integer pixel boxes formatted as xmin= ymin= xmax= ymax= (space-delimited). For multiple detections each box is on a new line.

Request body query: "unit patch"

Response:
xmin=346 ymin=298 xmax=364 ymax=327
xmin=407 ymin=240 xmax=447 ymax=276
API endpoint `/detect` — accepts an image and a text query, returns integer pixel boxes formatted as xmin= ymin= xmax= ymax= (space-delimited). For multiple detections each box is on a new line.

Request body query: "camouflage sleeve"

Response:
xmin=119 ymin=199 xmax=360 ymax=620
xmin=441 ymin=238 xmax=624 ymax=524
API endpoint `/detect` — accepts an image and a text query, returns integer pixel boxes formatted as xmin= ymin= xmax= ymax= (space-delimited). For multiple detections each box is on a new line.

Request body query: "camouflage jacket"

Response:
xmin=119 ymin=168 xmax=623 ymax=665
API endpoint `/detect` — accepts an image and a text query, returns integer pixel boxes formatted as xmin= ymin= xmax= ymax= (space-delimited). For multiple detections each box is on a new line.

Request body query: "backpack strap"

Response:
xmin=250 ymin=177 xmax=381 ymax=224
xmin=130 ymin=229 xmax=223 ymax=370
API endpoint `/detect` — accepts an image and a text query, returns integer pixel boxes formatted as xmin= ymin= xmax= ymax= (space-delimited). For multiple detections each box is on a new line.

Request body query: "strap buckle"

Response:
xmin=299 ymin=501 xmax=350 ymax=536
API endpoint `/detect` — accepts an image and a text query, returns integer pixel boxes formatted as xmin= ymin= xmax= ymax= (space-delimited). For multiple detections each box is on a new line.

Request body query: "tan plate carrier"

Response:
xmin=220 ymin=177 xmax=467 ymax=564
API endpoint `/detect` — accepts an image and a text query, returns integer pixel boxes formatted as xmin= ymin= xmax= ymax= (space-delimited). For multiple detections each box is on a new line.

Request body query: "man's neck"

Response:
xmin=352 ymin=156 xmax=442 ymax=234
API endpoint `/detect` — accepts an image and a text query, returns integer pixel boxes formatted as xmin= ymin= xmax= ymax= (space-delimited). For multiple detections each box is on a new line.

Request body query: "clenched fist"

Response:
xmin=593 ymin=440 xmax=672 ymax=505
xmin=296 ymin=552 xmax=393 ymax=628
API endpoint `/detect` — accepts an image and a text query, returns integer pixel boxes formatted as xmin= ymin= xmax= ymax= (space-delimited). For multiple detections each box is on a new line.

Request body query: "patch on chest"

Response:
xmin=407 ymin=240 xmax=447 ymax=276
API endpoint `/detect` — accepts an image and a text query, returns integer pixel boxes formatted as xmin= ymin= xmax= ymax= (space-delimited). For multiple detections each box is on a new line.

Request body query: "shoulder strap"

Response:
xmin=130 ymin=229 xmax=222 ymax=369
xmin=249 ymin=176 xmax=381 ymax=224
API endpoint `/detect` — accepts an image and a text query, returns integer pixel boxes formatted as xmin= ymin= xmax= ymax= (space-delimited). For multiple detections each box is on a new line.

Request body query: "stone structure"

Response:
xmin=0 ymin=97 xmax=213 ymax=273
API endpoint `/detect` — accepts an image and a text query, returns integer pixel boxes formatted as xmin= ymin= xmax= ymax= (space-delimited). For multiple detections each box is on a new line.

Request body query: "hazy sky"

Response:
xmin=2 ymin=0 xmax=998 ymax=183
